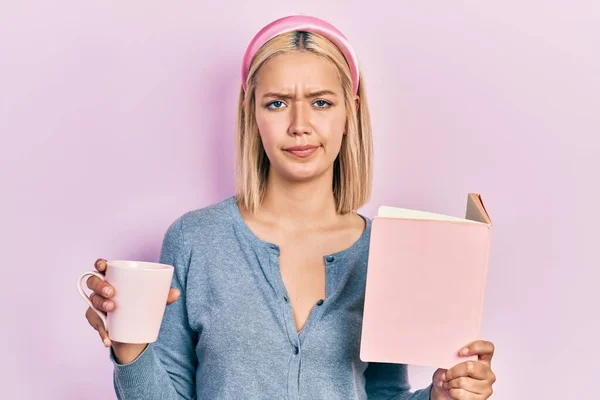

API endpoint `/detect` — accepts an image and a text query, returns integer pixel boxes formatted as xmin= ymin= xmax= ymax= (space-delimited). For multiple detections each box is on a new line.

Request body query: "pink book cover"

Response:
xmin=360 ymin=193 xmax=492 ymax=369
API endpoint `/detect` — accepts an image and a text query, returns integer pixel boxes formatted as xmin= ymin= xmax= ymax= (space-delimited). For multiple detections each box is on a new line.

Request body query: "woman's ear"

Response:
xmin=343 ymin=95 xmax=361 ymax=136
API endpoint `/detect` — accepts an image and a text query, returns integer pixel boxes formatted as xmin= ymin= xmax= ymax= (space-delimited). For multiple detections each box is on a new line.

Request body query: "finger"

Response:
xmin=86 ymin=275 xmax=114 ymax=298
xmin=460 ymin=340 xmax=495 ymax=365
xmin=443 ymin=376 xmax=489 ymax=395
xmin=94 ymin=258 xmax=107 ymax=273
xmin=166 ymin=288 xmax=181 ymax=305
xmin=448 ymin=388 xmax=480 ymax=399
xmin=90 ymin=292 xmax=115 ymax=312
xmin=445 ymin=361 xmax=489 ymax=381
xmin=85 ymin=307 xmax=112 ymax=347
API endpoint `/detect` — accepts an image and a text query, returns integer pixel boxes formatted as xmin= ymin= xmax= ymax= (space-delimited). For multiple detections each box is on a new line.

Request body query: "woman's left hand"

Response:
xmin=430 ymin=340 xmax=496 ymax=400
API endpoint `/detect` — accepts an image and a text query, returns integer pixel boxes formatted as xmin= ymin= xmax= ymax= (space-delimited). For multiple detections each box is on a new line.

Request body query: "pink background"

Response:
xmin=1 ymin=2 xmax=598 ymax=399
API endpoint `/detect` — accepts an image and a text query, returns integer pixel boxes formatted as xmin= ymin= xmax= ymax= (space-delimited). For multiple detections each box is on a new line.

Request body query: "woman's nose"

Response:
xmin=288 ymin=103 xmax=312 ymax=136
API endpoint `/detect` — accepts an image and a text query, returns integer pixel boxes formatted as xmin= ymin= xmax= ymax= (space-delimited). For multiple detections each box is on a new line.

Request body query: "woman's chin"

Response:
xmin=277 ymin=165 xmax=328 ymax=183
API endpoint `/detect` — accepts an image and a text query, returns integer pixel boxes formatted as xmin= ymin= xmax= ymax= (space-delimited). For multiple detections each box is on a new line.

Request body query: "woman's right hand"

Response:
xmin=84 ymin=258 xmax=181 ymax=363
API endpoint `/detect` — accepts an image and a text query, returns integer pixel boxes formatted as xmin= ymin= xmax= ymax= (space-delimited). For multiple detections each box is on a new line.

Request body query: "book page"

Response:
xmin=465 ymin=193 xmax=492 ymax=225
xmin=377 ymin=205 xmax=484 ymax=224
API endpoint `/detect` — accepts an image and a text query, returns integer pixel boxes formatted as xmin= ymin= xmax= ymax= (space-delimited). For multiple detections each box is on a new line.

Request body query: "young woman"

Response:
xmin=85 ymin=15 xmax=496 ymax=400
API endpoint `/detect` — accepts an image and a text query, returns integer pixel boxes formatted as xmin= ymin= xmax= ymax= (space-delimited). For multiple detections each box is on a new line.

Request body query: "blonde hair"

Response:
xmin=235 ymin=31 xmax=373 ymax=214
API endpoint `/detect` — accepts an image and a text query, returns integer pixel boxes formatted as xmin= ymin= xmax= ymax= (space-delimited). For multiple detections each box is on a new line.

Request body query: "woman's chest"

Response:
xmin=184 ymin=243 xmax=369 ymax=365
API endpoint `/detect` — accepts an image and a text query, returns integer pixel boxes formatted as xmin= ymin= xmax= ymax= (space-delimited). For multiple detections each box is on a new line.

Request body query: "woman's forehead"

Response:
xmin=255 ymin=52 xmax=342 ymax=93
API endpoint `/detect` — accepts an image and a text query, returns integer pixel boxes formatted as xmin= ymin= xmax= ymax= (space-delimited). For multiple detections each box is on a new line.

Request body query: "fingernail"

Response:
xmin=103 ymin=301 xmax=112 ymax=311
xmin=461 ymin=347 xmax=469 ymax=355
xmin=438 ymin=380 xmax=443 ymax=388
xmin=103 ymin=287 xmax=112 ymax=297
xmin=103 ymin=338 xmax=110 ymax=347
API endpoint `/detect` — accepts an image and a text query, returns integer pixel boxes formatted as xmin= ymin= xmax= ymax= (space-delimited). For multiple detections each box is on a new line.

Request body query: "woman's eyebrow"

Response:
xmin=261 ymin=90 xmax=338 ymax=100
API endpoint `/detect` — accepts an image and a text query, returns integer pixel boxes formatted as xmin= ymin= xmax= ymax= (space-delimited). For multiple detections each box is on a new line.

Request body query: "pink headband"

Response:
xmin=241 ymin=15 xmax=360 ymax=94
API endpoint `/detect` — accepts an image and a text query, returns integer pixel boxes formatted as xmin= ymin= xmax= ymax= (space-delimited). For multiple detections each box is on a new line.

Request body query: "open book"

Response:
xmin=360 ymin=193 xmax=492 ymax=369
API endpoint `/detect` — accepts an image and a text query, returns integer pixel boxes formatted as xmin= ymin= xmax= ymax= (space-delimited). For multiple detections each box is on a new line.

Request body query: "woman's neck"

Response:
xmin=258 ymin=169 xmax=338 ymax=229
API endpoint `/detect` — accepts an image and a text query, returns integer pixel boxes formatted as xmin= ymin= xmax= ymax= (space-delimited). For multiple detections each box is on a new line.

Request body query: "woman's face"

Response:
xmin=254 ymin=52 xmax=351 ymax=183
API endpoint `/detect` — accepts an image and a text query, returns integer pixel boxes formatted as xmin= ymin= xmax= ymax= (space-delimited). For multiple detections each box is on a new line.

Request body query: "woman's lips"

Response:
xmin=283 ymin=145 xmax=319 ymax=158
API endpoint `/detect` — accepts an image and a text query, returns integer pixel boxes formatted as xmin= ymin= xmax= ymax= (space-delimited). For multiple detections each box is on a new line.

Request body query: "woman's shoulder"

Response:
xmin=164 ymin=195 xmax=237 ymax=242
xmin=182 ymin=195 xmax=236 ymax=224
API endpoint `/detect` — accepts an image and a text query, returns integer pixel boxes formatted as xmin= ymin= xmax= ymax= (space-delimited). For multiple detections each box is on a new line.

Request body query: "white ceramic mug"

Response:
xmin=77 ymin=260 xmax=174 ymax=344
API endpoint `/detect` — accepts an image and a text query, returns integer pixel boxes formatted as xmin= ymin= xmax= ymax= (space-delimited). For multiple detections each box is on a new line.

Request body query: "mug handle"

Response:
xmin=77 ymin=271 xmax=108 ymax=329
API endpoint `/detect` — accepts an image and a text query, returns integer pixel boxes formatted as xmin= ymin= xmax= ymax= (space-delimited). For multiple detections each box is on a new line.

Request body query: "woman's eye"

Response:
xmin=267 ymin=101 xmax=286 ymax=109
xmin=314 ymin=100 xmax=331 ymax=108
